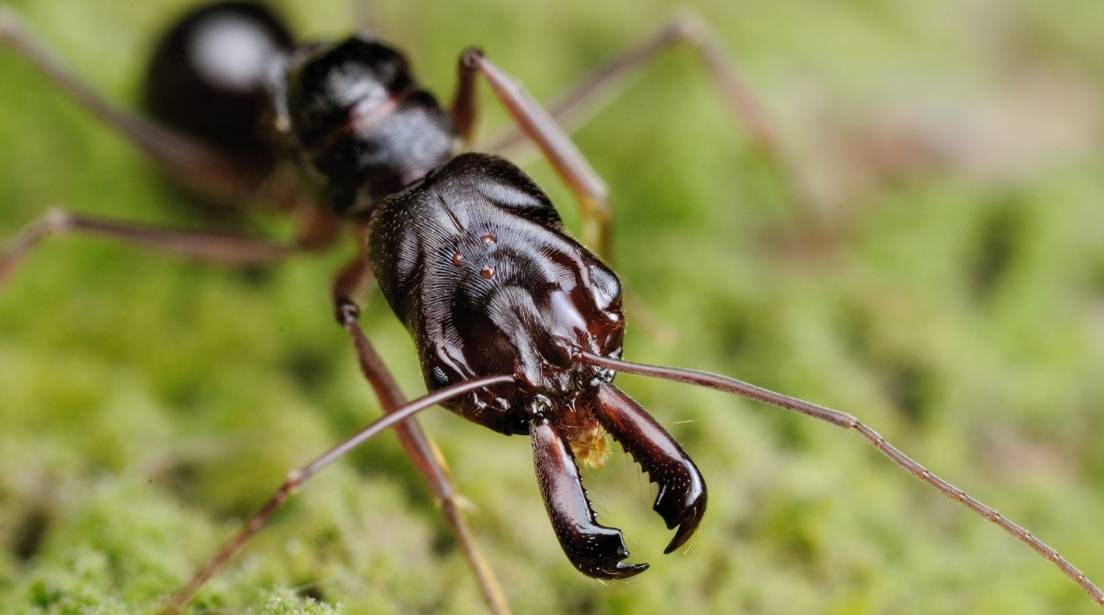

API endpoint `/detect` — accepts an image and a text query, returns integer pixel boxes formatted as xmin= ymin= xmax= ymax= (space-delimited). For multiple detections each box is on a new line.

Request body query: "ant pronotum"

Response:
xmin=1 ymin=1 xmax=1101 ymax=612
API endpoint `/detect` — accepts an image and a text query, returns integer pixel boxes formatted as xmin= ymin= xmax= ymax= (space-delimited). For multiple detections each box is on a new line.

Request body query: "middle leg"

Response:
xmin=163 ymin=374 xmax=515 ymax=614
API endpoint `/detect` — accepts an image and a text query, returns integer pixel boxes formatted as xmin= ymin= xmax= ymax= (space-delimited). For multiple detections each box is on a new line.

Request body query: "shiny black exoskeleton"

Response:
xmin=370 ymin=154 xmax=624 ymax=436
xmin=371 ymin=153 xmax=705 ymax=577
xmin=277 ymin=37 xmax=457 ymax=213
xmin=147 ymin=1 xmax=705 ymax=580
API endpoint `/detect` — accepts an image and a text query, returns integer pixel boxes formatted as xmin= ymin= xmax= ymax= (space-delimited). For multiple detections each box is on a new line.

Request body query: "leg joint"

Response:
xmin=669 ymin=9 xmax=708 ymax=43
xmin=283 ymin=469 xmax=305 ymax=492
xmin=43 ymin=207 xmax=72 ymax=233
xmin=335 ymin=299 xmax=360 ymax=327
xmin=460 ymin=46 xmax=485 ymax=70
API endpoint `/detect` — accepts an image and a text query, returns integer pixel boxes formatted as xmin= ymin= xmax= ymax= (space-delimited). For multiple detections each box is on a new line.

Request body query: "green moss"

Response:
xmin=2 ymin=1 xmax=1103 ymax=613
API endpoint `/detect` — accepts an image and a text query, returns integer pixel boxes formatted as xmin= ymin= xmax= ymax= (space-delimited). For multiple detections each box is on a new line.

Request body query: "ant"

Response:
xmin=1 ymin=1 xmax=1100 ymax=612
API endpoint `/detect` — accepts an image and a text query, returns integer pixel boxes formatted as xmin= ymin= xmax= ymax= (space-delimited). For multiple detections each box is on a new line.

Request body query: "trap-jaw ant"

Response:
xmin=0 ymin=2 xmax=1101 ymax=612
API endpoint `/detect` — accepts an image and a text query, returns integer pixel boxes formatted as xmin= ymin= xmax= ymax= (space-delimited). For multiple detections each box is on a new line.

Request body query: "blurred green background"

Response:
xmin=2 ymin=0 xmax=1104 ymax=613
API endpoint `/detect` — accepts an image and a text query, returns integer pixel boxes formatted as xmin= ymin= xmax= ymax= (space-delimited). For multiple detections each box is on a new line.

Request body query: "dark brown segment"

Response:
xmin=593 ymin=383 xmax=706 ymax=553
xmin=530 ymin=420 xmax=647 ymax=579
xmin=449 ymin=46 xmax=480 ymax=143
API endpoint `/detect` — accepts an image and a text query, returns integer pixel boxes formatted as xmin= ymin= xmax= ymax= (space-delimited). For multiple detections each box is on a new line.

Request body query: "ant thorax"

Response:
xmin=145 ymin=2 xmax=295 ymax=174
xmin=369 ymin=153 xmax=624 ymax=445
xmin=274 ymin=35 xmax=457 ymax=215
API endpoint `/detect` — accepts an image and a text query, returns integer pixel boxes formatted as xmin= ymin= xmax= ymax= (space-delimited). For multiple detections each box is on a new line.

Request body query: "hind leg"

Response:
xmin=0 ymin=6 xmax=261 ymax=199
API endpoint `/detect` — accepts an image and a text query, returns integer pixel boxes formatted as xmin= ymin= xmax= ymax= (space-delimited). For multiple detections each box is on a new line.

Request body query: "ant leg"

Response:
xmin=453 ymin=50 xmax=613 ymax=258
xmin=0 ymin=6 xmax=257 ymax=198
xmin=448 ymin=51 xmax=480 ymax=145
xmin=575 ymin=351 xmax=1104 ymax=607
xmin=481 ymin=11 xmax=811 ymax=214
xmin=453 ymin=49 xmax=680 ymax=346
xmin=453 ymin=52 xmax=682 ymax=346
xmin=0 ymin=209 xmax=293 ymax=288
xmin=162 ymin=374 xmax=515 ymax=614
xmin=485 ymin=11 xmax=775 ymax=154
xmin=332 ymin=257 xmax=511 ymax=615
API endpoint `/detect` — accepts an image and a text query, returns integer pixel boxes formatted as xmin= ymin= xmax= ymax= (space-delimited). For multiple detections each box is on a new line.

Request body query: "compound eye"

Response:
xmin=588 ymin=264 xmax=622 ymax=309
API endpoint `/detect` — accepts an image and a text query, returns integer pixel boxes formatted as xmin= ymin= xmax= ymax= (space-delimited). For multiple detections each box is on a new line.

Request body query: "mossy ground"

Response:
xmin=2 ymin=1 xmax=1103 ymax=613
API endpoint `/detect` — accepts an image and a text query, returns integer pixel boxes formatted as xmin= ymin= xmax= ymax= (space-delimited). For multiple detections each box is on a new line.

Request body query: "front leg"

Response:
xmin=450 ymin=49 xmax=613 ymax=258
xmin=164 ymin=375 xmax=515 ymax=614
xmin=331 ymin=256 xmax=511 ymax=615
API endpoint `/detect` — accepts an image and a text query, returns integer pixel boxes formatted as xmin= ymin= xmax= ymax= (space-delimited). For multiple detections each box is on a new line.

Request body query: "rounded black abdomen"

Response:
xmin=144 ymin=1 xmax=293 ymax=172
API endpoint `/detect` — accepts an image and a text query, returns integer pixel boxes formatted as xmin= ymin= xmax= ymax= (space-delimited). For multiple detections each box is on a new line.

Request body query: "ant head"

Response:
xmin=370 ymin=154 xmax=624 ymax=431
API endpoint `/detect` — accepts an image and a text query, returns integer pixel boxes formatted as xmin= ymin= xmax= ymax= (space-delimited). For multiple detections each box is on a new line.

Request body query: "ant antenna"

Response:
xmin=574 ymin=351 xmax=1104 ymax=606
xmin=164 ymin=374 xmax=515 ymax=614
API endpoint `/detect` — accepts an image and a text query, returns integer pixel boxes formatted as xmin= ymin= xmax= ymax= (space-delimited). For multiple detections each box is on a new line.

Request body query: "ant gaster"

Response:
xmin=1 ymin=2 xmax=1101 ymax=613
